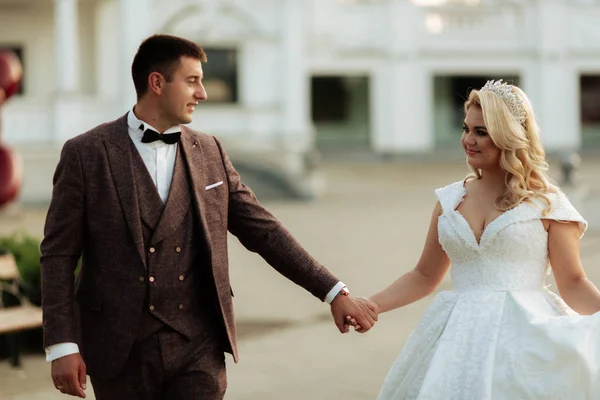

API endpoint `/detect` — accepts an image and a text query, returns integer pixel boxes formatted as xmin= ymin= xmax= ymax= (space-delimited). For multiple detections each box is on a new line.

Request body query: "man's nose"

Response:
xmin=195 ymin=86 xmax=207 ymax=101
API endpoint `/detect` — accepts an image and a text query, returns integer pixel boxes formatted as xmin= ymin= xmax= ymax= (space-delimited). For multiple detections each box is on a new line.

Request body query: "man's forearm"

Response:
xmin=40 ymin=255 xmax=80 ymax=346
xmin=215 ymin=136 xmax=341 ymax=300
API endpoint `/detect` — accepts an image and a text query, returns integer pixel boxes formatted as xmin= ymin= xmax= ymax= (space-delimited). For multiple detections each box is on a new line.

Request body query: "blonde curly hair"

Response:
xmin=464 ymin=83 xmax=554 ymax=215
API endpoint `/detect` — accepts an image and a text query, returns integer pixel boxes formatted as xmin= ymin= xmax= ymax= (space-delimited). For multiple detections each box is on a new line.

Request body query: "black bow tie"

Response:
xmin=141 ymin=128 xmax=181 ymax=145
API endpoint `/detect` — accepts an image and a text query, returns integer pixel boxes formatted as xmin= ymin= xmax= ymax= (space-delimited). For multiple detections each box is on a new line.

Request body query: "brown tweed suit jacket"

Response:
xmin=40 ymin=113 xmax=340 ymax=378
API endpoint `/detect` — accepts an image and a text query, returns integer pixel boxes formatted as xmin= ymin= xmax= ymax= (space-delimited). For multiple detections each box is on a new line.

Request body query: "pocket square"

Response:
xmin=205 ymin=181 xmax=223 ymax=190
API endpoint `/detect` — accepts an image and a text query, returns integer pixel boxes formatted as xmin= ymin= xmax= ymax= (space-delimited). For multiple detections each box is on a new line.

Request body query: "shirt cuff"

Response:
xmin=324 ymin=281 xmax=346 ymax=304
xmin=45 ymin=342 xmax=80 ymax=362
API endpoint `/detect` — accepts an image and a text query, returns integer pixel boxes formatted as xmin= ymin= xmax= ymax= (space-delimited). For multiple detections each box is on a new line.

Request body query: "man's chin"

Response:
xmin=179 ymin=116 xmax=193 ymax=125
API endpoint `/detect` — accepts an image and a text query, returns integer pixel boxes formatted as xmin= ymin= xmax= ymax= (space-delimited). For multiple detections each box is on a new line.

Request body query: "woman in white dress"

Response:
xmin=350 ymin=80 xmax=600 ymax=399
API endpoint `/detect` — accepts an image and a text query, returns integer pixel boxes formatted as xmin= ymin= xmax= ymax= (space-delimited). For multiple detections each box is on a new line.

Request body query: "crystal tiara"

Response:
xmin=480 ymin=79 xmax=527 ymax=124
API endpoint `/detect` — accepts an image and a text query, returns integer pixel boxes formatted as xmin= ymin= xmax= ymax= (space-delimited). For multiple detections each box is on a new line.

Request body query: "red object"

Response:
xmin=0 ymin=50 xmax=24 ymax=207
xmin=0 ymin=145 xmax=22 ymax=207
xmin=0 ymin=51 xmax=23 ymax=103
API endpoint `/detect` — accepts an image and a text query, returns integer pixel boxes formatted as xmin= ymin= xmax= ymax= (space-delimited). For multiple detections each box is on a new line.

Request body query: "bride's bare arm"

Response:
xmin=369 ymin=201 xmax=451 ymax=314
xmin=548 ymin=220 xmax=600 ymax=315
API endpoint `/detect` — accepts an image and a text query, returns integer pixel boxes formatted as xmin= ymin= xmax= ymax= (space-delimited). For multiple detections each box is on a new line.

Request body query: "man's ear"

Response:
xmin=148 ymin=72 xmax=164 ymax=95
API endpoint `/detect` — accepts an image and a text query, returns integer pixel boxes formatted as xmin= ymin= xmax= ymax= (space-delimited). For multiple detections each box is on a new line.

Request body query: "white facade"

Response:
xmin=1 ymin=0 xmax=600 ymax=202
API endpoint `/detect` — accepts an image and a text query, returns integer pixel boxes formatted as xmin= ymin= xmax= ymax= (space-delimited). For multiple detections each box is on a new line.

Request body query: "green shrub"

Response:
xmin=0 ymin=233 xmax=42 ymax=305
xmin=0 ymin=233 xmax=83 ymax=357
xmin=0 ymin=233 xmax=43 ymax=356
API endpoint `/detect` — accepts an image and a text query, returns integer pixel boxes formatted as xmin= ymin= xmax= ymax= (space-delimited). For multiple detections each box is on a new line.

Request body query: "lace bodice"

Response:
xmin=435 ymin=181 xmax=588 ymax=293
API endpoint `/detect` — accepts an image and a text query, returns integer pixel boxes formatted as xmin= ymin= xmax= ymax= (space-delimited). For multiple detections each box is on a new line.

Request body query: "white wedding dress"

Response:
xmin=377 ymin=180 xmax=599 ymax=400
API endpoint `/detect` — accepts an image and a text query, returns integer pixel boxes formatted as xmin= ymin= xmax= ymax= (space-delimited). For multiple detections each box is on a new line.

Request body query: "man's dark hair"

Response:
xmin=132 ymin=34 xmax=207 ymax=99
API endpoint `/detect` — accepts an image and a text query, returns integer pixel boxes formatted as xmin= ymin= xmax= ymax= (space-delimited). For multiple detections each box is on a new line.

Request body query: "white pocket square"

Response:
xmin=205 ymin=181 xmax=223 ymax=190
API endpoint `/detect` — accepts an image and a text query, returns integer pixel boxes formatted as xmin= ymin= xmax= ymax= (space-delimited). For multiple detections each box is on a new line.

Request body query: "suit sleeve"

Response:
xmin=40 ymin=139 xmax=85 ymax=347
xmin=212 ymin=137 xmax=340 ymax=301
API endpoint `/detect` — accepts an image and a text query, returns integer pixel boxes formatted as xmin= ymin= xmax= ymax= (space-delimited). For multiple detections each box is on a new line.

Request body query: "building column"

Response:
xmin=94 ymin=0 xmax=119 ymax=100
xmin=535 ymin=0 xmax=579 ymax=152
xmin=54 ymin=0 xmax=80 ymax=93
xmin=119 ymin=0 xmax=152 ymax=110
xmin=240 ymin=38 xmax=280 ymax=142
xmin=375 ymin=0 xmax=431 ymax=153
xmin=280 ymin=0 xmax=311 ymax=152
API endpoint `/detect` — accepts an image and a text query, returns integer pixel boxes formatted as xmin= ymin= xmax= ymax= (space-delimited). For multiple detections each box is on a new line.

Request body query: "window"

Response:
xmin=202 ymin=48 xmax=238 ymax=103
xmin=311 ymin=77 xmax=350 ymax=122
xmin=311 ymin=75 xmax=371 ymax=149
xmin=581 ymin=75 xmax=600 ymax=126
xmin=448 ymin=75 xmax=520 ymax=126
xmin=580 ymin=75 xmax=600 ymax=146
xmin=432 ymin=74 xmax=520 ymax=147
xmin=0 ymin=46 xmax=24 ymax=95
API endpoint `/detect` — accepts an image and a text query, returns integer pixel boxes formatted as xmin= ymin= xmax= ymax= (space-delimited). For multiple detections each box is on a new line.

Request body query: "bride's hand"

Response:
xmin=345 ymin=297 xmax=379 ymax=333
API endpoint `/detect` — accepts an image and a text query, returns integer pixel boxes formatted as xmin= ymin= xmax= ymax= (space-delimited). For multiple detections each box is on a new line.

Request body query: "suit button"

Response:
xmin=149 ymin=305 xmax=155 ymax=311
xmin=149 ymin=247 xmax=156 ymax=253
xmin=139 ymin=276 xmax=145 ymax=283
xmin=149 ymin=276 xmax=155 ymax=283
xmin=175 ymin=247 xmax=182 ymax=253
xmin=178 ymin=275 xmax=184 ymax=281
xmin=178 ymin=304 xmax=184 ymax=310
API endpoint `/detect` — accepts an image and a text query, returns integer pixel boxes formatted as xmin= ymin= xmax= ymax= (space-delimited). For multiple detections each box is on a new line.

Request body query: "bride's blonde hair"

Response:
xmin=464 ymin=83 xmax=554 ymax=214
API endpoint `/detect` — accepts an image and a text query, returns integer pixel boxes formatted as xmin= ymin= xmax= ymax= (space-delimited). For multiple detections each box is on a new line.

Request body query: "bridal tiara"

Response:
xmin=480 ymin=79 xmax=527 ymax=124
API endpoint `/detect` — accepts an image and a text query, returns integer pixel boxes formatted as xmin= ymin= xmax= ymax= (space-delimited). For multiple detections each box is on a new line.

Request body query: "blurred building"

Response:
xmin=1 ymin=0 xmax=600 ymax=203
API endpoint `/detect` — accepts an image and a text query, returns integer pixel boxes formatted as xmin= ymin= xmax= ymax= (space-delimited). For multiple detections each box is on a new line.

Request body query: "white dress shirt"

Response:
xmin=126 ymin=108 xmax=181 ymax=202
xmin=45 ymin=109 xmax=345 ymax=362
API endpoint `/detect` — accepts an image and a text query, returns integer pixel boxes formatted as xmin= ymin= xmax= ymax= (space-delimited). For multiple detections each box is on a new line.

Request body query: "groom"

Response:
xmin=40 ymin=34 xmax=377 ymax=399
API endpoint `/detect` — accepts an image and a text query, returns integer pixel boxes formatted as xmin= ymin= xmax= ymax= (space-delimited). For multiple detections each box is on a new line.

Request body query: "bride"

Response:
xmin=349 ymin=80 xmax=600 ymax=399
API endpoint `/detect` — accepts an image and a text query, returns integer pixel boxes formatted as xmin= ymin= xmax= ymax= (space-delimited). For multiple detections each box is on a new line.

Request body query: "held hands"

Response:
xmin=345 ymin=297 xmax=380 ymax=333
xmin=330 ymin=294 xmax=379 ymax=334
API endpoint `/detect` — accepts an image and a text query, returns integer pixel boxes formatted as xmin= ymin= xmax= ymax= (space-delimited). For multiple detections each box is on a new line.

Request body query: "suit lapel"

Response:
xmin=104 ymin=115 xmax=147 ymax=268
xmin=151 ymin=146 xmax=191 ymax=244
xmin=179 ymin=130 xmax=214 ymax=255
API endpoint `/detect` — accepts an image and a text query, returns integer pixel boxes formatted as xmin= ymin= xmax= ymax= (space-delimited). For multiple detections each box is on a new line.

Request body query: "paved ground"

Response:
xmin=1 ymin=156 xmax=600 ymax=399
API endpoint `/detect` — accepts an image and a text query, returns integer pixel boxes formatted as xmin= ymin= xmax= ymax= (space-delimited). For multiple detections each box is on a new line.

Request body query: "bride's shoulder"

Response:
xmin=434 ymin=179 xmax=467 ymax=211
xmin=530 ymin=185 xmax=588 ymax=236
xmin=435 ymin=179 xmax=467 ymax=196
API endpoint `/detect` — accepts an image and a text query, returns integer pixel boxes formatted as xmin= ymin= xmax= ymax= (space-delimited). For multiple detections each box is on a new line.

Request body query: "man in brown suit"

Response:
xmin=40 ymin=35 xmax=378 ymax=399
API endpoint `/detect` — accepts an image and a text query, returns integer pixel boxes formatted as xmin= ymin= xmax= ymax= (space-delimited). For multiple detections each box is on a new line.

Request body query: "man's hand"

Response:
xmin=331 ymin=294 xmax=378 ymax=333
xmin=51 ymin=353 xmax=87 ymax=398
xmin=345 ymin=297 xmax=380 ymax=333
